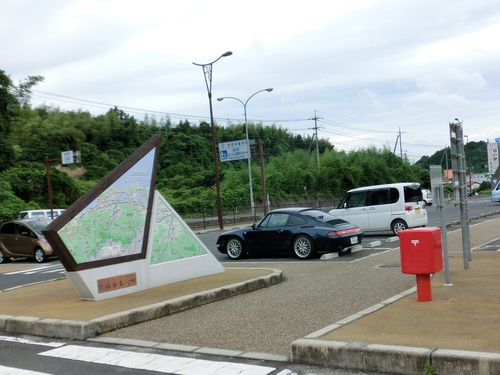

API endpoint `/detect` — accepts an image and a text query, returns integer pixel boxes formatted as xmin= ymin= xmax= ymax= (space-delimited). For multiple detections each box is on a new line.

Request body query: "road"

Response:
xmin=1 ymin=196 xmax=499 ymax=289
xmin=0 ymin=334 xmax=388 ymax=375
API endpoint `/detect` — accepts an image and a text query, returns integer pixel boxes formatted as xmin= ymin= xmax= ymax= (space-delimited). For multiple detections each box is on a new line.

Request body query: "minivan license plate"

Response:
xmin=416 ymin=208 xmax=421 ymax=214
xmin=350 ymin=236 xmax=358 ymax=244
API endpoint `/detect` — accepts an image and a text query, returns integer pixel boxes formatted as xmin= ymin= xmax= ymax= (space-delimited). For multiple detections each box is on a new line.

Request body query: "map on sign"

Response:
xmin=58 ymin=149 xmax=156 ymax=264
xmin=150 ymin=194 xmax=207 ymax=265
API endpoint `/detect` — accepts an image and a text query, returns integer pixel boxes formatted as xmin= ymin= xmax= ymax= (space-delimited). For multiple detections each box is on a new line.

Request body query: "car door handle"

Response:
xmin=369 ymin=207 xmax=376 ymax=210
xmin=277 ymin=230 xmax=283 ymax=233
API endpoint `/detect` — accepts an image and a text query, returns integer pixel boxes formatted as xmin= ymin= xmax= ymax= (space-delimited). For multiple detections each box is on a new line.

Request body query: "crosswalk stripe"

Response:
xmin=3 ymin=266 xmax=64 ymax=276
xmin=39 ymin=345 xmax=276 ymax=375
xmin=0 ymin=364 xmax=53 ymax=375
xmin=0 ymin=335 xmax=65 ymax=348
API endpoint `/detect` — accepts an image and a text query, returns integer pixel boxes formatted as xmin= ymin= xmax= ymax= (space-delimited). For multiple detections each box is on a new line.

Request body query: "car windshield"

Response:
xmin=28 ymin=220 xmax=51 ymax=234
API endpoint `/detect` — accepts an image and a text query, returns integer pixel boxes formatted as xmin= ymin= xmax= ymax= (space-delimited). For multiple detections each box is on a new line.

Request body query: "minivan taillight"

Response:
xmin=405 ymin=205 xmax=413 ymax=212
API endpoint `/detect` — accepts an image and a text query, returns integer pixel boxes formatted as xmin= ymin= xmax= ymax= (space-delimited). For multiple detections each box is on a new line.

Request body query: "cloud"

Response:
xmin=416 ymin=68 xmax=487 ymax=93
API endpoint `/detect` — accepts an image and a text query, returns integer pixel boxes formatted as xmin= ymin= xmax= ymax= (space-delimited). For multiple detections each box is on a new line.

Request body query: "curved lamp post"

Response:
xmin=193 ymin=51 xmax=232 ymax=229
xmin=217 ymin=88 xmax=273 ymax=213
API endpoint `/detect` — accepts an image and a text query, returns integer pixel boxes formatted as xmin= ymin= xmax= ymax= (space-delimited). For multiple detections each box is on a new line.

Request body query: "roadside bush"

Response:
xmin=478 ymin=180 xmax=491 ymax=193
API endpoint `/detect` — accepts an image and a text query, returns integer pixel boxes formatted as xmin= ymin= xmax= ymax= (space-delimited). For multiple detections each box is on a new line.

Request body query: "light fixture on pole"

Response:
xmin=193 ymin=51 xmax=232 ymax=230
xmin=217 ymin=88 xmax=273 ymax=213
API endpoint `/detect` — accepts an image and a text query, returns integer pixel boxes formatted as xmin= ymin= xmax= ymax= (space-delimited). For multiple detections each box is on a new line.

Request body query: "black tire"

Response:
xmin=226 ymin=237 xmax=245 ymax=260
xmin=34 ymin=247 xmax=46 ymax=263
xmin=0 ymin=249 xmax=10 ymax=264
xmin=293 ymin=235 xmax=316 ymax=260
xmin=391 ymin=219 xmax=408 ymax=235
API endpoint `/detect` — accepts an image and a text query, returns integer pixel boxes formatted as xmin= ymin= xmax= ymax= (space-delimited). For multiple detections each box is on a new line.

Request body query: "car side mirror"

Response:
xmin=251 ymin=223 xmax=256 ymax=230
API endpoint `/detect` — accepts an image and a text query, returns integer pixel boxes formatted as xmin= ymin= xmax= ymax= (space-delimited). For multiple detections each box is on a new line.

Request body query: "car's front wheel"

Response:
xmin=34 ymin=247 xmax=46 ymax=263
xmin=0 ymin=249 xmax=10 ymax=264
xmin=226 ymin=237 xmax=245 ymax=260
xmin=293 ymin=235 xmax=316 ymax=259
xmin=391 ymin=219 xmax=408 ymax=235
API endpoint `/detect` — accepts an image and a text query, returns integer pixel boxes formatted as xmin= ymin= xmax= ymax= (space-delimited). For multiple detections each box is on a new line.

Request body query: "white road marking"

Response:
xmin=39 ymin=345 xmax=276 ymax=375
xmin=0 ymin=365 xmax=53 ymax=375
xmin=0 ymin=336 xmax=64 ymax=348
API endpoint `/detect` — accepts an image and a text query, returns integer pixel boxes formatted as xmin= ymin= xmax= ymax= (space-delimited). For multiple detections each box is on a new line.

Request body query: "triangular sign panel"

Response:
xmin=43 ymin=134 xmax=161 ymax=272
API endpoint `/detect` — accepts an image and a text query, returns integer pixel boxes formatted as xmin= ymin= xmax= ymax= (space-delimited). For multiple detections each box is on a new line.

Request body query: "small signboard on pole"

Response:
xmin=61 ymin=151 xmax=74 ymax=165
xmin=218 ymin=140 xmax=249 ymax=162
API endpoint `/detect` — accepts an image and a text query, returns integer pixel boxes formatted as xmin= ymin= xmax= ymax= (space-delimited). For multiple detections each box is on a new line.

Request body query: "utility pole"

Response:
xmin=399 ymin=127 xmax=403 ymax=158
xmin=449 ymin=119 xmax=471 ymax=269
xmin=393 ymin=127 xmax=404 ymax=158
xmin=308 ymin=111 xmax=323 ymax=168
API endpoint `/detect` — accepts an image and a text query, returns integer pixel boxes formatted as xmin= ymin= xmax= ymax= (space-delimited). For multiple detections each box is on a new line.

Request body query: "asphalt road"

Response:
xmin=1 ymin=196 xmax=499 ymax=289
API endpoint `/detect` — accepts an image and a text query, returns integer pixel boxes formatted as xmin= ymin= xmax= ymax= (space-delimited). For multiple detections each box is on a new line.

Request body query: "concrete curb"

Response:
xmin=290 ymin=339 xmax=500 ymax=375
xmin=0 ymin=268 xmax=283 ymax=341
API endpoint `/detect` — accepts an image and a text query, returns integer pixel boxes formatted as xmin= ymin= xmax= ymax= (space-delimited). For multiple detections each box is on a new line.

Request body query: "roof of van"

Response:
xmin=347 ymin=182 xmax=420 ymax=193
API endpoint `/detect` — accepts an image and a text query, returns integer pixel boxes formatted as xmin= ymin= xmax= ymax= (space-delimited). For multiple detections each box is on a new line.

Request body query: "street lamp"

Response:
xmin=217 ymin=88 xmax=273 ymax=213
xmin=193 ymin=51 xmax=233 ymax=230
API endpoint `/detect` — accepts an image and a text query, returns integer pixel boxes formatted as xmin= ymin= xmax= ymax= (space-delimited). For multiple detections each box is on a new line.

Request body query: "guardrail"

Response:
xmin=182 ymin=199 xmax=340 ymax=230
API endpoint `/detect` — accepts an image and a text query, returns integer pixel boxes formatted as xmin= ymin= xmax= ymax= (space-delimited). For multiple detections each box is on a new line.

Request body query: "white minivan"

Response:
xmin=18 ymin=209 xmax=66 ymax=219
xmin=329 ymin=182 xmax=427 ymax=235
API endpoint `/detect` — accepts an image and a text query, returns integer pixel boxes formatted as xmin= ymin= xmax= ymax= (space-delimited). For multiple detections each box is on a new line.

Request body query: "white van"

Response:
xmin=329 ymin=182 xmax=427 ymax=234
xmin=19 ymin=209 xmax=66 ymax=219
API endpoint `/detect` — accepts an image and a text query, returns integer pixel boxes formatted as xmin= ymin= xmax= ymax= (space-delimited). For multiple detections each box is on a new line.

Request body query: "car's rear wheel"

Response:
xmin=226 ymin=237 xmax=245 ymax=260
xmin=293 ymin=235 xmax=316 ymax=259
xmin=391 ymin=219 xmax=408 ymax=235
xmin=34 ymin=247 xmax=46 ymax=263
xmin=0 ymin=249 xmax=10 ymax=264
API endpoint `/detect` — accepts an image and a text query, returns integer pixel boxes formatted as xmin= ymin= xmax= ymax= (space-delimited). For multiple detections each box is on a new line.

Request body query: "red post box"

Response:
xmin=398 ymin=227 xmax=443 ymax=302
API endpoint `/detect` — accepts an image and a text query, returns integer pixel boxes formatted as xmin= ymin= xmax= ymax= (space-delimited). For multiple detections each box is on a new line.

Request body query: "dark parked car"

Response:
xmin=0 ymin=219 xmax=54 ymax=263
xmin=217 ymin=207 xmax=363 ymax=260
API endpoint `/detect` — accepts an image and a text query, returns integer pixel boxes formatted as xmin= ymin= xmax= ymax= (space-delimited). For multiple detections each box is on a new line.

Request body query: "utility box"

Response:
xmin=399 ymin=227 xmax=443 ymax=275
xmin=398 ymin=227 xmax=443 ymax=302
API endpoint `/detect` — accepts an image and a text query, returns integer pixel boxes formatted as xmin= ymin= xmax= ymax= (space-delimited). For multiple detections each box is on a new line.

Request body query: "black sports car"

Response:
xmin=216 ymin=207 xmax=363 ymax=260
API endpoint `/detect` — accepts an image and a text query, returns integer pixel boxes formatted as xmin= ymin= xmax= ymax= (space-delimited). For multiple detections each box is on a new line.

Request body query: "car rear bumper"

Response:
xmin=316 ymin=233 xmax=364 ymax=252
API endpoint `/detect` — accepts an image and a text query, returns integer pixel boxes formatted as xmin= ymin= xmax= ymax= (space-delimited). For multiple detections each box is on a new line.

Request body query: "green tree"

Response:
xmin=0 ymin=70 xmax=43 ymax=171
xmin=0 ymin=180 xmax=32 ymax=222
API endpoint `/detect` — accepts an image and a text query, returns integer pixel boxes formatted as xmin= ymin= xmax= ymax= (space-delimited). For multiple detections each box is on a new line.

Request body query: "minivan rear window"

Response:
xmin=404 ymin=185 xmax=423 ymax=203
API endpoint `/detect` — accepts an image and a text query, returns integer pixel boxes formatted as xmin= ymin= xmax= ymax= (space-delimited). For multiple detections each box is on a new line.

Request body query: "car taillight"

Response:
xmin=422 ymin=204 xmax=426 ymax=209
xmin=329 ymin=227 xmax=361 ymax=236
xmin=405 ymin=206 xmax=413 ymax=212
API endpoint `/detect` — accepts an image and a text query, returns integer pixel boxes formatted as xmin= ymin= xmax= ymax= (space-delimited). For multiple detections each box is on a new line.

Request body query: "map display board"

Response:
xmin=59 ymin=149 xmax=155 ymax=264
xmin=43 ymin=134 xmax=161 ymax=272
xmin=151 ymin=196 xmax=207 ymax=264
xmin=42 ymin=134 xmax=224 ymax=301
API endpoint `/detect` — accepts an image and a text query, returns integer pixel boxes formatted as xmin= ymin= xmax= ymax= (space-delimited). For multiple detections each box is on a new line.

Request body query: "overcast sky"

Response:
xmin=3 ymin=0 xmax=500 ymax=162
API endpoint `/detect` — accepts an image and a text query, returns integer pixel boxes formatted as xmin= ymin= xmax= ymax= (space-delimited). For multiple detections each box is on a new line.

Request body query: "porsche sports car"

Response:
xmin=216 ymin=207 xmax=363 ymax=260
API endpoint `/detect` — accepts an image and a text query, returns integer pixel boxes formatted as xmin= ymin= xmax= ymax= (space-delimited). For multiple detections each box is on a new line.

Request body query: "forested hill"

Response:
xmin=1 ymin=70 xmax=428 ymax=222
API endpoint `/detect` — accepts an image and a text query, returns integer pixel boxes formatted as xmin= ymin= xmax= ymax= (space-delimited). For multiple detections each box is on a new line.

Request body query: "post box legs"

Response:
xmin=416 ymin=274 xmax=432 ymax=302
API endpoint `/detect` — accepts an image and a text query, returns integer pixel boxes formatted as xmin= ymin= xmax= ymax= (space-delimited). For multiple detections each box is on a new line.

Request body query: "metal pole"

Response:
xmin=259 ymin=140 xmax=268 ymax=215
xmin=217 ymin=88 xmax=273 ymax=214
xmin=45 ymin=157 xmax=54 ymax=219
xmin=193 ymin=52 xmax=232 ymax=230
xmin=437 ymin=185 xmax=451 ymax=285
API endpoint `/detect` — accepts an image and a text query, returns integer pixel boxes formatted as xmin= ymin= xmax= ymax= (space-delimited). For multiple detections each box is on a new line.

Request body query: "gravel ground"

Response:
xmin=103 ymin=249 xmax=415 ymax=355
